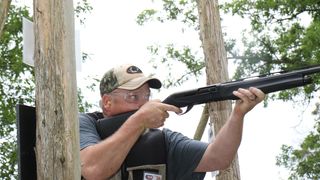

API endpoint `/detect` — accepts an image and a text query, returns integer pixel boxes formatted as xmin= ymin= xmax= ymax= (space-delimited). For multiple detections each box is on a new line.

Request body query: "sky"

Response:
xmin=22 ymin=1 xmax=316 ymax=179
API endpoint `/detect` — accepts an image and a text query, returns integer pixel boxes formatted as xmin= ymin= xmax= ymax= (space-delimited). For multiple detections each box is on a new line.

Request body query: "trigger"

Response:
xmin=179 ymin=105 xmax=193 ymax=115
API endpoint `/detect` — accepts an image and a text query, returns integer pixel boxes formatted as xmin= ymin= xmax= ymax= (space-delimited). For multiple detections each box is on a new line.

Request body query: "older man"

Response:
xmin=79 ymin=64 xmax=265 ymax=180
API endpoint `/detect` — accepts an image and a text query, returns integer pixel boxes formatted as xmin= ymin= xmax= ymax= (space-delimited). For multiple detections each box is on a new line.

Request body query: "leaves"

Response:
xmin=148 ymin=43 xmax=204 ymax=87
xmin=74 ymin=0 xmax=93 ymax=25
xmin=276 ymin=125 xmax=320 ymax=179
xmin=0 ymin=4 xmax=33 ymax=179
xmin=137 ymin=0 xmax=204 ymax=88
xmin=223 ymin=0 xmax=320 ymax=102
xmin=136 ymin=0 xmax=198 ymax=28
xmin=223 ymin=0 xmax=320 ymax=178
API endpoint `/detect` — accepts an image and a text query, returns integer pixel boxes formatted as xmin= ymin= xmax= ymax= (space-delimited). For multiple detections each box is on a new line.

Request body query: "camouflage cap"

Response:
xmin=99 ymin=64 xmax=162 ymax=96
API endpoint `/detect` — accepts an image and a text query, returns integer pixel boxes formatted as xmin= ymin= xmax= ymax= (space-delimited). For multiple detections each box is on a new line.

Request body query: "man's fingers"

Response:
xmin=234 ymin=88 xmax=253 ymax=102
xmin=249 ymin=87 xmax=265 ymax=102
xmin=233 ymin=87 xmax=265 ymax=103
xmin=164 ymin=111 xmax=169 ymax=118
xmin=161 ymin=103 xmax=183 ymax=114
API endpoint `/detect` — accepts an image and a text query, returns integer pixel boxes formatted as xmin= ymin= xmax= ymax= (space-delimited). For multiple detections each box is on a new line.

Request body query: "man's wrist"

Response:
xmin=127 ymin=112 xmax=147 ymax=134
xmin=230 ymin=109 xmax=245 ymax=122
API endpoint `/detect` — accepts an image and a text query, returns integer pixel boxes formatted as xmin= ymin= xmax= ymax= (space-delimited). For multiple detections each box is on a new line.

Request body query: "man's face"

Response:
xmin=107 ymin=83 xmax=151 ymax=116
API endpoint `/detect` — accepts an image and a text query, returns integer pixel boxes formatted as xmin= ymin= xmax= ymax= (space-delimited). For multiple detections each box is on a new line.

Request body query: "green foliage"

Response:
xmin=137 ymin=0 xmax=203 ymax=88
xmin=0 ymin=140 xmax=17 ymax=179
xmin=78 ymin=87 xmax=94 ymax=113
xmin=276 ymin=120 xmax=320 ymax=179
xmin=136 ymin=0 xmax=198 ymax=28
xmin=223 ymin=0 xmax=320 ymax=178
xmin=148 ymin=44 xmax=204 ymax=87
xmin=0 ymin=4 xmax=34 ymax=179
xmin=222 ymin=0 xmax=320 ymax=102
xmin=74 ymin=0 xmax=93 ymax=25
xmin=136 ymin=9 xmax=157 ymax=25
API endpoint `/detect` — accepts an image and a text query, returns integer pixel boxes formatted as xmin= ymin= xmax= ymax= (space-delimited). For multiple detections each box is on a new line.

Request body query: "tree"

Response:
xmin=0 ymin=1 xmax=92 ymax=179
xmin=137 ymin=0 xmax=240 ymax=179
xmin=197 ymin=1 xmax=239 ymax=179
xmin=33 ymin=0 xmax=80 ymax=179
xmin=137 ymin=0 xmax=320 ymax=179
xmin=222 ymin=0 xmax=320 ymax=179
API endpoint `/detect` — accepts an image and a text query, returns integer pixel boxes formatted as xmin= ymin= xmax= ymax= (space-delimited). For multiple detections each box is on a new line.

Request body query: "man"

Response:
xmin=79 ymin=64 xmax=265 ymax=180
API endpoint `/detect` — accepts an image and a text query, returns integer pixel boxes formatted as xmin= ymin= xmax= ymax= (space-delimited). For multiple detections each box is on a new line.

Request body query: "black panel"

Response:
xmin=16 ymin=104 xmax=37 ymax=180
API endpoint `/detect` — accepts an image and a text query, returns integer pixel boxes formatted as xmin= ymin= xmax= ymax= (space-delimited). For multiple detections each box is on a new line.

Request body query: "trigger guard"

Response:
xmin=178 ymin=105 xmax=193 ymax=115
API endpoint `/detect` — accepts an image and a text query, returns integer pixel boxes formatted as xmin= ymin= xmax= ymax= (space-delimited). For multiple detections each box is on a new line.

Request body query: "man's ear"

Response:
xmin=102 ymin=94 xmax=112 ymax=109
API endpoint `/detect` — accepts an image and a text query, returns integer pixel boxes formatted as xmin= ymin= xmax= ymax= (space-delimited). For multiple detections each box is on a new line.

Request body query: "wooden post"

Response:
xmin=33 ymin=0 xmax=80 ymax=179
xmin=197 ymin=0 xmax=241 ymax=179
xmin=0 ymin=0 xmax=11 ymax=37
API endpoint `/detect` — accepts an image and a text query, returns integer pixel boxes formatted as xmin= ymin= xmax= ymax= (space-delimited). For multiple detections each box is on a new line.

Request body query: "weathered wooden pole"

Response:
xmin=197 ymin=0 xmax=241 ymax=179
xmin=0 ymin=0 xmax=11 ymax=37
xmin=33 ymin=0 xmax=80 ymax=179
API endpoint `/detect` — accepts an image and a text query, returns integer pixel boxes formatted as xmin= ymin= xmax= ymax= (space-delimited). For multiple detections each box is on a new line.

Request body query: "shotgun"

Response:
xmin=96 ymin=65 xmax=320 ymax=139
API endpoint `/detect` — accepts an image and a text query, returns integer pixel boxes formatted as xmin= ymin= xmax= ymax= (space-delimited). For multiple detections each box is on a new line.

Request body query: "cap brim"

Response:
xmin=118 ymin=76 xmax=162 ymax=90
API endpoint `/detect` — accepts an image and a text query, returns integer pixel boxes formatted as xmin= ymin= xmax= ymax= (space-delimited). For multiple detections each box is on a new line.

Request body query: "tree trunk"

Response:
xmin=33 ymin=1 xmax=80 ymax=179
xmin=193 ymin=104 xmax=209 ymax=140
xmin=196 ymin=0 xmax=241 ymax=180
xmin=0 ymin=0 xmax=11 ymax=38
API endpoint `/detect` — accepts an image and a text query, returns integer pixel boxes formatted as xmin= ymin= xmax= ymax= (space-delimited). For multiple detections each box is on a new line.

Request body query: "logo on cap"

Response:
xmin=127 ymin=66 xmax=142 ymax=74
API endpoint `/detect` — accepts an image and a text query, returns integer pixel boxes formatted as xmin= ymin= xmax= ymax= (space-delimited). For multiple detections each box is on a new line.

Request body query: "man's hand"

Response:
xmin=232 ymin=87 xmax=265 ymax=117
xmin=134 ymin=100 xmax=182 ymax=129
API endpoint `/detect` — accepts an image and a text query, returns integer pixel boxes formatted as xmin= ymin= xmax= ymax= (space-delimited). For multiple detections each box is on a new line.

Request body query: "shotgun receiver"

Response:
xmin=96 ymin=65 xmax=320 ymax=139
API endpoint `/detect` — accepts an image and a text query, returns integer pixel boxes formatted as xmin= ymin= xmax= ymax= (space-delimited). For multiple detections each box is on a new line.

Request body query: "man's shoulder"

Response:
xmin=162 ymin=128 xmax=186 ymax=140
xmin=79 ymin=112 xmax=104 ymax=120
xmin=79 ymin=111 xmax=103 ymax=119
xmin=162 ymin=128 xmax=173 ymax=134
xmin=79 ymin=113 xmax=92 ymax=121
xmin=85 ymin=111 xmax=104 ymax=120
xmin=79 ymin=112 xmax=101 ymax=127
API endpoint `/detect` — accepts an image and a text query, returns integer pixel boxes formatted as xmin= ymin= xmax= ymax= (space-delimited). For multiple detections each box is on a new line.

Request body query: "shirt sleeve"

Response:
xmin=163 ymin=128 xmax=208 ymax=180
xmin=79 ymin=113 xmax=101 ymax=150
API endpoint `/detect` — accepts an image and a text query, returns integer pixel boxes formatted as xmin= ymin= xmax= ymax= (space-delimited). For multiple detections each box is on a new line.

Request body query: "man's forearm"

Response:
xmin=195 ymin=111 xmax=244 ymax=172
xmin=195 ymin=87 xmax=264 ymax=172
xmin=212 ymin=111 xmax=244 ymax=166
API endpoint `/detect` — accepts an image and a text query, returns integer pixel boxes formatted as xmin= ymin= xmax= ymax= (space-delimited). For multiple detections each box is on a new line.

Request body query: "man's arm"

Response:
xmin=195 ymin=87 xmax=265 ymax=172
xmin=80 ymin=101 xmax=181 ymax=180
xmin=80 ymin=113 xmax=145 ymax=179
